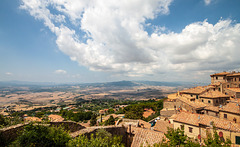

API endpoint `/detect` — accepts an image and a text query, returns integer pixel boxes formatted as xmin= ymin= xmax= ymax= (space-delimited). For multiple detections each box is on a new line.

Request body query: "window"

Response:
xmin=234 ymin=118 xmax=237 ymax=123
xmin=216 ymin=112 xmax=218 ymax=116
xmin=206 ymin=110 xmax=208 ymax=114
xmin=216 ymin=100 xmax=219 ymax=103
xmin=220 ymin=99 xmax=223 ymax=103
xmin=189 ymin=127 xmax=193 ymax=133
xmin=219 ymin=88 xmax=221 ymax=91
xmin=236 ymin=136 xmax=240 ymax=145
xmin=196 ymin=95 xmax=199 ymax=99
xmin=202 ymin=100 xmax=204 ymax=102
xmin=208 ymin=100 xmax=211 ymax=103
xmin=227 ymin=85 xmax=229 ymax=88
xmin=235 ymin=78 xmax=237 ymax=81
xmin=224 ymin=114 xmax=227 ymax=119
xmin=216 ymin=77 xmax=218 ymax=80
xmin=191 ymin=95 xmax=193 ymax=97
xmin=180 ymin=125 xmax=184 ymax=130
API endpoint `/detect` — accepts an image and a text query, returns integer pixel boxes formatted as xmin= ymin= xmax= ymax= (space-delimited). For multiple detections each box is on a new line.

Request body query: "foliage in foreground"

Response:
xmin=145 ymin=125 xmax=231 ymax=147
xmin=11 ymin=123 xmax=71 ymax=147
xmin=204 ymin=125 xmax=231 ymax=147
xmin=68 ymin=129 xmax=124 ymax=147
xmin=0 ymin=114 xmax=23 ymax=129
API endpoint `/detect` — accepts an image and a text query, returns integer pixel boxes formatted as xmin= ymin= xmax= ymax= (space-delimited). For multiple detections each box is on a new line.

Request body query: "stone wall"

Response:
xmin=0 ymin=122 xmax=129 ymax=146
xmin=50 ymin=121 xmax=85 ymax=132
xmin=70 ymin=126 xmax=129 ymax=146
xmin=163 ymin=101 xmax=181 ymax=109
xmin=0 ymin=121 xmax=85 ymax=145
xmin=0 ymin=123 xmax=28 ymax=145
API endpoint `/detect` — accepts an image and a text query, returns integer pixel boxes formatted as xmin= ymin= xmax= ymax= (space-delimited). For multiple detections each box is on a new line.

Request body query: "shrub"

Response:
xmin=12 ymin=123 xmax=71 ymax=147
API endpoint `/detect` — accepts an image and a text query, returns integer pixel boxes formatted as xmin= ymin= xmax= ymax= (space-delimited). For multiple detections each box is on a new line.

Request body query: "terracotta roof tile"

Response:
xmin=220 ymin=102 xmax=240 ymax=114
xmin=153 ymin=120 xmax=173 ymax=133
xmin=143 ymin=109 xmax=155 ymax=118
xmin=200 ymin=90 xmax=229 ymax=98
xmin=24 ymin=116 xmax=41 ymax=122
xmin=210 ymin=72 xmax=230 ymax=76
xmin=138 ymin=120 xmax=151 ymax=129
xmin=174 ymin=112 xmax=200 ymax=126
xmin=204 ymin=105 xmax=219 ymax=112
xmin=226 ymin=73 xmax=240 ymax=77
xmin=48 ymin=114 xmax=64 ymax=122
xmin=227 ymin=88 xmax=240 ymax=93
xmin=177 ymin=97 xmax=207 ymax=109
xmin=131 ymin=127 xmax=165 ymax=147
xmin=174 ymin=112 xmax=240 ymax=132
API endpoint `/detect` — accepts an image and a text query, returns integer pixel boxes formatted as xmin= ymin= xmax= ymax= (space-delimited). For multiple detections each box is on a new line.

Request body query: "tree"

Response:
xmin=35 ymin=111 xmax=45 ymax=118
xmin=204 ymin=125 xmax=231 ymax=147
xmin=108 ymin=108 xmax=115 ymax=114
xmin=12 ymin=123 xmax=71 ymax=147
xmin=151 ymin=125 xmax=231 ymax=147
xmin=67 ymin=129 xmax=124 ymax=147
xmin=164 ymin=127 xmax=188 ymax=146
xmin=0 ymin=114 xmax=7 ymax=127
xmin=90 ymin=114 xmax=97 ymax=126
xmin=104 ymin=115 xmax=115 ymax=126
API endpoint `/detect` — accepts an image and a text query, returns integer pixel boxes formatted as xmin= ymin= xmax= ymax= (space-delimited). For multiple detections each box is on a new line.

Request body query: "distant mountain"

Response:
xmin=0 ymin=81 xmax=56 ymax=87
xmin=136 ymin=81 xmax=182 ymax=87
xmin=0 ymin=80 xmax=207 ymax=88
xmin=77 ymin=80 xmax=185 ymax=87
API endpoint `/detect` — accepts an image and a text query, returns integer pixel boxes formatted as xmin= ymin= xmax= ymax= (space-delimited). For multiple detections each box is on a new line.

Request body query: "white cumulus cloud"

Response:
xmin=5 ymin=72 xmax=13 ymax=76
xmin=20 ymin=0 xmax=240 ymax=80
xmin=54 ymin=69 xmax=67 ymax=74
xmin=204 ymin=0 xmax=212 ymax=5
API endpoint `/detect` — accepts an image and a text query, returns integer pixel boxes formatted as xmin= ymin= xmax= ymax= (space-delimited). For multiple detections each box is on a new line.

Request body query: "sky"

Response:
xmin=0 ymin=0 xmax=240 ymax=84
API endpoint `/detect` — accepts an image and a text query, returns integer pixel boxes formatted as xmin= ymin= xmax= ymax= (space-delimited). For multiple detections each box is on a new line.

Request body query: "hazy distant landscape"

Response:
xmin=0 ymin=80 xmax=189 ymax=107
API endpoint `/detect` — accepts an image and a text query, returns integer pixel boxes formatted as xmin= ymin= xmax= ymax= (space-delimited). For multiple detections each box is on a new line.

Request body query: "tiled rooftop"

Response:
xmin=177 ymin=96 xmax=207 ymax=109
xmin=204 ymin=105 xmax=219 ymax=112
xmin=227 ymin=88 xmax=240 ymax=92
xmin=143 ymin=108 xmax=155 ymax=118
xmin=153 ymin=120 xmax=173 ymax=133
xmin=199 ymin=90 xmax=229 ymax=98
xmin=174 ymin=112 xmax=200 ymax=126
xmin=226 ymin=72 xmax=240 ymax=77
xmin=174 ymin=112 xmax=240 ymax=132
xmin=131 ymin=127 xmax=165 ymax=147
xmin=24 ymin=116 xmax=41 ymax=122
xmin=220 ymin=102 xmax=240 ymax=114
xmin=48 ymin=114 xmax=64 ymax=122
xmin=210 ymin=72 xmax=230 ymax=76
xmin=138 ymin=119 xmax=151 ymax=129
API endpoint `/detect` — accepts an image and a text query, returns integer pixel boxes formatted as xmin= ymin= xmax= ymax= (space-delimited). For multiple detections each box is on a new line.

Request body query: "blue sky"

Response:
xmin=1 ymin=0 xmax=240 ymax=83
